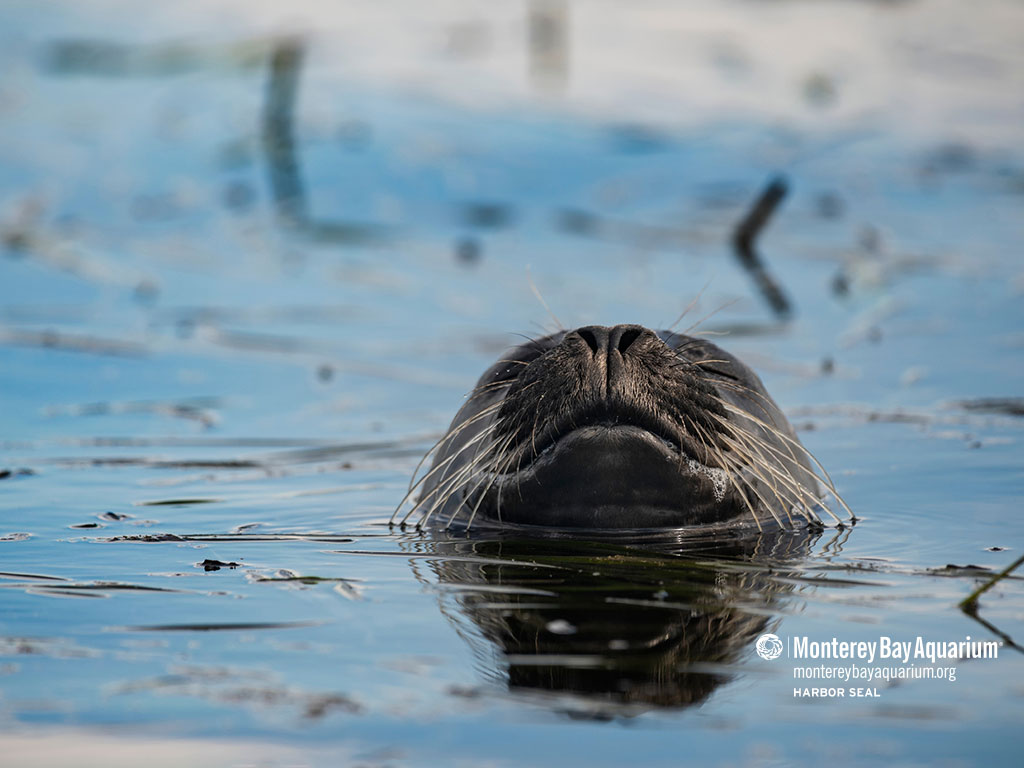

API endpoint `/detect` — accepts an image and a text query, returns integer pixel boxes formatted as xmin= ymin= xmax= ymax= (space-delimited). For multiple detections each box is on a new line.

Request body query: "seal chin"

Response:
xmin=480 ymin=425 xmax=741 ymax=529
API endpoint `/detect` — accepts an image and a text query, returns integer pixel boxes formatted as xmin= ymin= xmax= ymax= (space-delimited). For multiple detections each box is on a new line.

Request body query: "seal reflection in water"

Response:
xmin=408 ymin=529 xmax=846 ymax=715
xmin=397 ymin=324 xmax=851 ymax=532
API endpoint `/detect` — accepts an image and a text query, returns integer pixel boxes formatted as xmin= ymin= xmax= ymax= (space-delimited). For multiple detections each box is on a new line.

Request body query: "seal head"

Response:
xmin=405 ymin=324 xmax=843 ymax=531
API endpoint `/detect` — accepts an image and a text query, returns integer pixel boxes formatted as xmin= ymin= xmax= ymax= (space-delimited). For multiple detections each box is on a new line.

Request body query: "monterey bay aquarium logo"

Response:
xmin=755 ymin=633 xmax=784 ymax=660
xmin=754 ymin=633 xmax=1000 ymax=698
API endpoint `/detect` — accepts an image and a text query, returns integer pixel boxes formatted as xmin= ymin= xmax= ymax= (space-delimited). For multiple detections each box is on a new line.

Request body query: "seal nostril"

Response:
xmin=616 ymin=327 xmax=643 ymax=354
xmin=577 ymin=328 xmax=600 ymax=354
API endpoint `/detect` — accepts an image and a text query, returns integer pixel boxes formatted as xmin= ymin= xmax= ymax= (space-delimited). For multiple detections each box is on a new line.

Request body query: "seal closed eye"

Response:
xmin=397 ymin=324 xmax=851 ymax=533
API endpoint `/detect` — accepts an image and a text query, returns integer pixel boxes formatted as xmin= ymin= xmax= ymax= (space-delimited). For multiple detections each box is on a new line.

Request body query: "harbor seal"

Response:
xmin=397 ymin=324 xmax=850 ymax=532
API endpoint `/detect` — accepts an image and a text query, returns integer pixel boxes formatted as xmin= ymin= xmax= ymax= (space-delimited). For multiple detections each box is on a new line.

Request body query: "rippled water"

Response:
xmin=2 ymin=2 xmax=1023 ymax=766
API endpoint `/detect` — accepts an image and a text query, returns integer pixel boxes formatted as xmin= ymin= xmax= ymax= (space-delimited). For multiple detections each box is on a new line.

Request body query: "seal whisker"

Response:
xmin=444 ymin=468 xmax=489 ymax=530
xmin=706 ymin=416 xmax=811 ymax=528
xmin=479 ymin=431 xmax=523 ymax=529
xmin=680 ymin=298 xmax=741 ymax=336
xmin=723 ymin=450 xmax=791 ymax=529
xmin=526 ymin=266 xmax=564 ymax=331
xmin=416 ymin=435 xmax=504 ymax=528
xmin=710 ymin=411 xmax=811 ymax=494
xmin=528 ymin=392 xmax=546 ymax=463
xmin=715 ymin=430 xmax=811 ymax=526
xmin=457 ymin=431 xmax=520 ymax=533
xmin=707 ymin=395 xmax=811 ymax=475
xmin=402 ymin=430 xmax=491 ymax=509
xmin=402 ymin=400 xmax=506 ymax=495
xmin=722 ymin=456 xmax=764 ymax=531
xmin=395 ymin=428 xmax=497 ymax=525
xmin=718 ymin=431 xmax=798 ymax=527
xmin=667 ymin=279 xmax=714 ymax=332
xmin=703 ymin=377 xmax=782 ymax=426
xmin=708 ymin=411 xmax=838 ymax=525
xmin=690 ymin=420 xmax=765 ymax=531
xmin=443 ymin=425 xmax=522 ymax=530
xmin=467 ymin=377 xmax=539 ymax=399
xmin=706 ymin=434 xmax=788 ymax=529
xmin=419 ymin=462 xmax=485 ymax=529
xmin=508 ymin=332 xmax=553 ymax=357
xmin=395 ymin=405 xmax=506 ymax=525
xmin=711 ymin=403 xmax=852 ymax=522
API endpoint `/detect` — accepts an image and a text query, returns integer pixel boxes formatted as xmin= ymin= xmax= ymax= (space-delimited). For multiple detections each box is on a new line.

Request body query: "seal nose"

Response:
xmin=566 ymin=324 xmax=655 ymax=397
xmin=573 ymin=324 xmax=647 ymax=358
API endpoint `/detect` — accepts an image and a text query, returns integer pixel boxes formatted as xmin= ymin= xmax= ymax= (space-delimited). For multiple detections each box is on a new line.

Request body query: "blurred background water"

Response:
xmin=1 ymin=1 xmax=1023 ymax=766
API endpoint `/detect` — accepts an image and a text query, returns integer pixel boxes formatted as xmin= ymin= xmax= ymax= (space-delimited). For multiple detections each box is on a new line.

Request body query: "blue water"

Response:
xmin=2 ymin=4 xmax=1023 ymax=766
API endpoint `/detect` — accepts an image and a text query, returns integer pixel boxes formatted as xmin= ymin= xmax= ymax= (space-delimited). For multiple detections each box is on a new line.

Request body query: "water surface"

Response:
xmin=1 ymin=2 xmax=1023 ymax=765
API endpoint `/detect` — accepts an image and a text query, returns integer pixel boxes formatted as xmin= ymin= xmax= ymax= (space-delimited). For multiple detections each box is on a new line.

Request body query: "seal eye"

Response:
xmin=664 ymin=333 xmax=743 ymax=384
xmin=695 ymin=362 xmax=742 ymax=383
